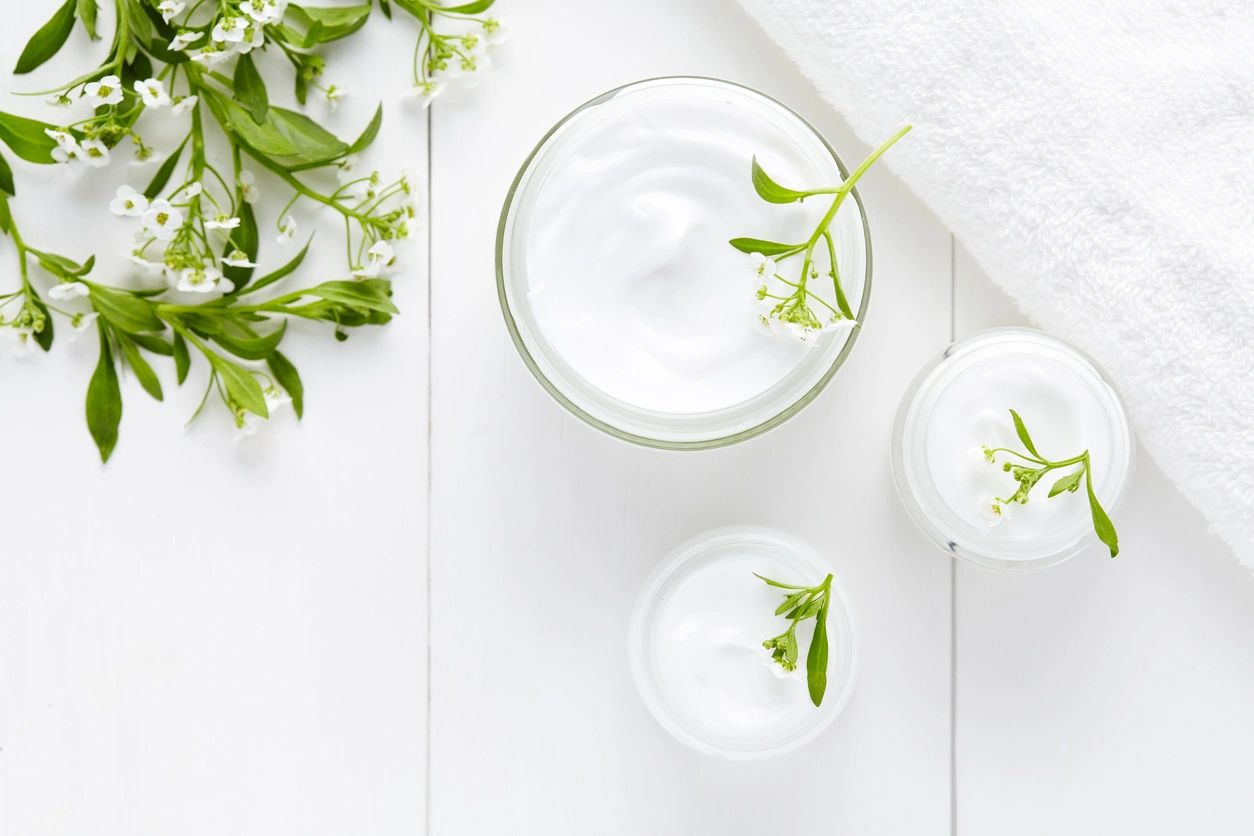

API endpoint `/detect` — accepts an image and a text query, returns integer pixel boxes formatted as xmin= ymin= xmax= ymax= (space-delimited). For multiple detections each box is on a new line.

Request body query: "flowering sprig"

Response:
xmin=982 ymin=408 xmax=1121 ymax=557
xmin=730 ymin=126 xmax=911 ymax=342
xmin=756 ymin=572 xmax=833 ymax=707
xmin=390 ymin=0 xmax=505 ymax=107
xmin=0 ymin=0 xmax=503 ymax=460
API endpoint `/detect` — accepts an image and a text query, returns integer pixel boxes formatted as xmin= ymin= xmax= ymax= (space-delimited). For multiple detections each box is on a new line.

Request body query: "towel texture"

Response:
xmin=737 ymin=0 xmax=1254 ymax=565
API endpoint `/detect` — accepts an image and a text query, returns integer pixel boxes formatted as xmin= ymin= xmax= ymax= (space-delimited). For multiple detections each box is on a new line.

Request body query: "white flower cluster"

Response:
xmin=168 ymin=0 xmax=287 ymax=64
xmin=111 ymin=175 xmax=259 ymax=295
xmin=748 ymin=252 xmax=857 ymax=344
xmin=413 ymin=16 xmax=508 ymax=108
xmin=42 ymin=75 xmax=188 ymax=168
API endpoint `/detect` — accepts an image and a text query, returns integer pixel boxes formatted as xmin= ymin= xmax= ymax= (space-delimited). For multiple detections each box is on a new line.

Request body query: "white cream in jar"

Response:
xmin=893 ymin=329 xmax=1135 ymax=569
xmin=499 ymin=78 xmax=869 ymax=445
xmin=629 ymin=527 xmax=857 ymax=758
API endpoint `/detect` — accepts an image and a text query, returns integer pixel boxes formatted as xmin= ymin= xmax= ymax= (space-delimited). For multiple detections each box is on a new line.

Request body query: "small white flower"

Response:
xmin=5 ymin=327 xmax=35 ymax=358
xmin=413 ymin=78 xmax=446 ymax=108
xmin=169 ymin=30 xmax=197 ymax=51
xmin=276 ymin=215 xmax=297 ymax=245
xmin=110 ymin=184 xmax=149 ymax=217
xmin=134 ymin=78 xmax=171 ymax=109
xmin=482 ymin=16 xmax=508 ymax=44
xmin=456 ymin=53 xmax=491 ymax=88
xmin=206 ymin=214 xmax=240 ymax=230
xmin=70 ymin=311 xmax=99 ymax=337
xmin=126 ymin=252 xmax=167 ymax=277
xmin=323 ymin=83 xmax=346 ymax=110
xmin=78 ymin=138 xmax=111 ymax=168
xmin=212 ymin=16 xmax=247 ymax=43
xmin=157 ymin=0 xmax=184 ymax=22
xmin=45 ymin=129 xmax=80 ymax=163
xmin=142 ymin=199 xmax=184 ymax=241
xmin=981 ymin=498 xmax=1009 ymax=527
xmin=240 ymin=22 xmax=265 ymax=52
xmin=177 ymin=265 xmax=227 ymax=293
xmin=264 ymin=383 xmax=291 ymax=412
xmin=241 ymin=0 xmax=283 ymax=22
xmin=170 ymin=94 xmax=198 ymax=115
xmin=239 ymin=170 xmax=260 ymax=203
xmin=190 ymin=45 xmax=231 ymax=64
xmin=83 ymin=74 xmax=124 ymax=107
xmin=175 ymin=181 xmax=203 ymax=201
xmin=48 ymin=281 xmax=90 ymax=301
xmin=353 ymin=239 xmax=395 ymax=278
xmin=749 ymin=252 xmax=777 ymax=285
xmin=222 ymin=249 xmax=256 ymax=268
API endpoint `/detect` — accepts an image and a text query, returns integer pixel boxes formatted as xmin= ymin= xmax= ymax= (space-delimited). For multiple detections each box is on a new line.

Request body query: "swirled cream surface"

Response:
xmin=518 ymin=82 xmax=849 ymax=414
xmin=917 ymin=331 xmax=1132 ymax=554
xmin=649 ymin=546 xmax=820 ymax=747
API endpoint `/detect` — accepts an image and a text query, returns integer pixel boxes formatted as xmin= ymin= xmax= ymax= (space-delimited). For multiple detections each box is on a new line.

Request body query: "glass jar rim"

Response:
xmin=627 ymin=525 xmax=859 ymax=759
xmin=496 ymin=76 xmax=874 ymax=450
xmin=891 ymin=327 xmax=1137 ymax=571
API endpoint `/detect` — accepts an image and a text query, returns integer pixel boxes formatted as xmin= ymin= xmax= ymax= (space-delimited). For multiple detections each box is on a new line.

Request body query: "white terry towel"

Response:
xmin=736 ymin=0 xmax=1254 ymax=566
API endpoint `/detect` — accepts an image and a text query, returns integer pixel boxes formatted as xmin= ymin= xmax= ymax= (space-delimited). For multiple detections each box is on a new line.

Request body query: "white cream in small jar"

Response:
xmin=629 ymin=527 xmax=857 ymax=758
xmin=892 ymin=328 xmax=1135 ymax=570
xmin=498 ymin=78 xmax=870 ymax=447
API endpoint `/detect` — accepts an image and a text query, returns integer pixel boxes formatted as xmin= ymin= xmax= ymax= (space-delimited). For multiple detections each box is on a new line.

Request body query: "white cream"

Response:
xmin=630 ymin=528 xmax=856 ymax=757
xmin=518 ymin=80 xmax=853 ymax=415
xmin=895 ymin=329 xmax=1134 ymax=565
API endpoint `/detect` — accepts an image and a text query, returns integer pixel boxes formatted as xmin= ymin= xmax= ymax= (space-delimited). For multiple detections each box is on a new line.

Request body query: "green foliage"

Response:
xmin=756 ymin=572 xmax=835 ymax=707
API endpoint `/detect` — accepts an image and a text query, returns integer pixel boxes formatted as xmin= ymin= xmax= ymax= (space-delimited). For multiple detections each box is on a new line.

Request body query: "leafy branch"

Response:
xmin=730 ymin=126 xmax=910 ymax=341
xmin=983 ymin=408 xmax=1121 ymax=557
xmin=756 ymin=571 xmax=833 ymax=707
xmin=0 ymin=0 xmax=501 ymax=460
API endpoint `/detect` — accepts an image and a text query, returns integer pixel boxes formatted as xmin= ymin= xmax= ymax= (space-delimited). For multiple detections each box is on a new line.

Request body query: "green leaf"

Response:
xmin=1048 ymin=469 xmax=1084 ymax=498
xmin=76 ymin=0 xmax=99 ymax=39
xmin=806 ymin=604 xmax=829 ymax=707
xmin=33 ymin=297 xmax=54 ymax=351
xmin=208 ymin=353 xmax=268 ymax=417
xmin=212 ymin=320 xmax=287 ymax=361
xmin=774 ymin=590 xmax=807 ymax=616
xmin=222 ymin=98 xmax=349 ymax=166
xmin=233 ymin=53 xmax=269 ymax=124
xmin=118 ymin=336 xmax=164 ymax=401
xmin=267 ymin=351 xmax=304 ymax=418
xmin=0 ymin=150 xmax=13 ymax=196
xmin=14 ymin=0 xmax=77 ymax=74
xmin=753 ymin=572 xmax=809 ymax=590
xmin=287 ymin=3 xmax=371 ymax=43
xmin=784 ymin=629 xmax=799 ymax=668
xmin=89 ymin=284 xmax=164 ymax=334
xmin=345 ymin=104 xmax=382 ymax=156
xmin=0 ymin=111 xmax=60 ymax=164
xmin=305 ymin=279 xmax=398 ymax=314
xmin=221 ymin=202 xmax=259 ymax=289
xmin=143 ymin=136 xmax=188 ymax=199
xmin=37 ymin=251 xmax=93 ymax=278
xmin=173 ymin=332 xmax=190 ymax=384
xmin=1086 ymin=468 xmax=1120 ymax=558
xmin=128 ymin=332 xmax=174 ymax=356
xmin=378 ymin=0 xmax=391 ymax=19
xmin=751 ymin=156 xmax=812 ymax=204
xmin=1009 ymin=409 xmax=1041 ymax=458
xmin=85 ymin=321 xmax=122 ymax=463
xmin=728 ymin=237 xmax=804 ymax=257
xmin=0 ymin=194 xmax=12 ymax=234
xmin=234 ymin=237 xmax=310 ymax=296
xmin=437 ymin=0 xmax=495 ymax=12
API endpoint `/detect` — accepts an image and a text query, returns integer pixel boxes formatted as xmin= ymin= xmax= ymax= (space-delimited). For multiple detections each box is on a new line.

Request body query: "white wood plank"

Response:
xmin=953 ymin=244 xmax=1254 ymax=835
xmin=430 ymin=1 xmax=953 ymax=832
xmin=0 ymin=10 xmax=428 ymax=835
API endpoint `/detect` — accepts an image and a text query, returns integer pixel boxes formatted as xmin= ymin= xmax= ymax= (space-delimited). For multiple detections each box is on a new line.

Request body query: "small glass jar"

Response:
xmin=891 ymin=328 xmax=1135 ymax=571
xmin=497 ymin=77 xmax=872 ymax=449
xmin=628 ymin=526 xmax=857 ymax=759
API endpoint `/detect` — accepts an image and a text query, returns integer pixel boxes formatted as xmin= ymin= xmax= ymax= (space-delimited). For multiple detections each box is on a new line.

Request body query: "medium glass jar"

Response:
xmin=891 ymin=328 xmax=1135 ymax=571
xmin=628 ymin=526 xmax=858 ymax=758
xmin=497 ymin=77 xmax=872 ymax=449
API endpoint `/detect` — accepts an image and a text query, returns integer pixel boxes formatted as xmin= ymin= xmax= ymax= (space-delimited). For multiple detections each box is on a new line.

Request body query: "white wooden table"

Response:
xmin=3 ymin=2 xmax=1252 ymax=834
